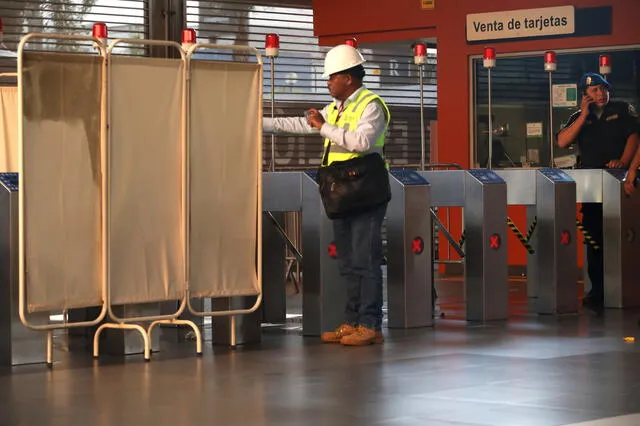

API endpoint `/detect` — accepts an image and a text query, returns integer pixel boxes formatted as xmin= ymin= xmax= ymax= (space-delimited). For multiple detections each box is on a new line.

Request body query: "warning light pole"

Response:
xmin=413 ymin=42 xmax=427 ymax=171
xmin=483 ymin=47 xmax=496 ymax=170
xmin=265 ymin=33 xmax=280 ymax=172
xmin=544 ymin=51 xmax=557 ymax=167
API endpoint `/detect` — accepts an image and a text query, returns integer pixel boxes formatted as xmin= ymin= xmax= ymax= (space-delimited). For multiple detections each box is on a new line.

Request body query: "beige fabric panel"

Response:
xmin=22 ymin=52 xmax=103 ymax=313
xmin=108 ymin=56 xmax=185 ymax=305
xmin=189 ymin=60 xmax=260 ymax=298
xmin=0 ymin=87 xmax=18 ymax=172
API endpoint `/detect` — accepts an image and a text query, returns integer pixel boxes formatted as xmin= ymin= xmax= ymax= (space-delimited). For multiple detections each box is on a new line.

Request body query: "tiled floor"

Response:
xmin=565 ymin=414 xmax=640 ymax=425
xmin=2 ymin=280 xmax=640 ymax=426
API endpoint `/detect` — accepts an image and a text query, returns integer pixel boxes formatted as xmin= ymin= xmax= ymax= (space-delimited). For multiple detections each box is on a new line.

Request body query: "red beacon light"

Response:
xmin=344 ymin=38 xmax=357 ymax=48
xmin=181 ymin=28 xmax=197 ymax=50
xmin=265 ymin=33 xmax=280 ymax=57
xmin=544 ymin=51 xmax=557 ymax=72
xmin=92 ymin=22 xmax=108 ymax=46
xmin=599 ymin=54 xmax=612 ymax=75
xmin=413 ymin=42 xmax=427 ymax=65
xmin=483 ymin=47 xmax=496 ymax=69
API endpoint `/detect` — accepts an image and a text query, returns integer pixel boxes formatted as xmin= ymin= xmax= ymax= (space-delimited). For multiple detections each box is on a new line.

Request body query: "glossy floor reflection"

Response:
xmin=2 ymin=281 xmax=640 ymax=426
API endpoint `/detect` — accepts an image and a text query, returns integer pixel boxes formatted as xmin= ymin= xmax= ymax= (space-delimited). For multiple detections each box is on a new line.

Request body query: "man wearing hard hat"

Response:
xmin=557 ymin=72 xmax=640 ymax=315
xmin=264 ymin=44 xmax=390 ymax=345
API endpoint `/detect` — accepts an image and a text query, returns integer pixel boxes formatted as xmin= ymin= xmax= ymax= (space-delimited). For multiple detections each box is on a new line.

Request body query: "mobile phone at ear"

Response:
xmin=582 ymin=92 xmax=595 ymax=111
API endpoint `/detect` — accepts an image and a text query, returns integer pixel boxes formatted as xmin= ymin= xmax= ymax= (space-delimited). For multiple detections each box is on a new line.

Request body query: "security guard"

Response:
xmin=557 ymin=72 xmax=640 ymax=314
xmin=264 ymin=44 xmax=390 ymax=345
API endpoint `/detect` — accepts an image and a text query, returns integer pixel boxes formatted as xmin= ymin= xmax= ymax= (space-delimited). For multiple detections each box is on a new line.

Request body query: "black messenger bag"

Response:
xmin=315 ymin=145 xmax=391 ymax=220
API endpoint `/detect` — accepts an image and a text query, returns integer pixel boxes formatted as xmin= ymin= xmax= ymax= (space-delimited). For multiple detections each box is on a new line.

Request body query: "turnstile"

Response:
xmin=264 ymin=170 xmax=435 ymax=335
xmin=533 ymin=169 xmax=577 ymax=313
xmin=0 ymin=173 xmax=47 ymax=366
xmin=387 ymin=170 xmax=433 ymax=328
xmin=262 ymin=210 xmax=287 ymax=324
xmin=464 ymin=170 xmax=508 ymax=321
xmin=567 ymin=169 xmax=640 ymax=308
xmin=301 ymin=170 xmax=346 ymax=336
xmin=497 ymin=169 xmax=578 ymax=315
xmin=211 ymin=172 xmax=305 ymax=346
xmin=421 ymin=170 xmax=508 ymax=321
xmin=602 ymin=170 xmax=640 ymax=307
xmin=262 ymin=171 xmax=303 ymax=324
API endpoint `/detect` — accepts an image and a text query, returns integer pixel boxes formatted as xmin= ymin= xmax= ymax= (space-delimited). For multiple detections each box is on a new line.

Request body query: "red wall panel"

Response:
xmin=313 ymin=0 xmax=640 ymax=266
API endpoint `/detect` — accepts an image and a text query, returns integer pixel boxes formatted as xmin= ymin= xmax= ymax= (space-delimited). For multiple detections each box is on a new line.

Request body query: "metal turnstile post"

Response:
xmin=301 ymin=171 xmax=346 ymax=336
xmin=464 ymin=170 xmax=508 ymax=321
xmin=0 ymin=173 xmax=47 ymax=366
xmin=603 ymin=169 xmax=640 ymax=308
xmin=387 ymin=170 xmax=433 ymax=328
xmin=261 ymin=211 xmax=287 ymax=323
xmin=531 ymin=169 xmax=577 ymax=314
xmin=496 ymin=168 xmax=578 ymax=314
xmin=567 ymin=169 xmax=640 ymax=308
xmin=211 ymin=172 xmax=304 ymax=344
xmin=261 ymin=172 xmax=303 ymax=324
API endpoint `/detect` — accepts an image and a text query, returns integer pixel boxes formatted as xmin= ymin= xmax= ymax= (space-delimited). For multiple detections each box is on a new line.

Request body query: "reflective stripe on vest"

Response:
xmin=323 ymin=88 xmax=390 ymax=166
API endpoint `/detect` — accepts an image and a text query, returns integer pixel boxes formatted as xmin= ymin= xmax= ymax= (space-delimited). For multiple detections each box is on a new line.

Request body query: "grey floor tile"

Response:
xmin=3 ymin=296 xmax=640 ymax=426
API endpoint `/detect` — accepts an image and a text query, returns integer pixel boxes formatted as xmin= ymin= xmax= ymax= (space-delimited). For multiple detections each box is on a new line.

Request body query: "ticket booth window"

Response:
xmin=472 ymin=49 xmax=640 ymax=169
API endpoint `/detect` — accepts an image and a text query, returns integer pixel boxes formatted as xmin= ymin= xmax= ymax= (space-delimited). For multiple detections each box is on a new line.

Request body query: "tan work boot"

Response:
xmin=321 ymin=324 xmax=356 ymax=343
xmin=340 ymin=326 xmax=384 ymax=346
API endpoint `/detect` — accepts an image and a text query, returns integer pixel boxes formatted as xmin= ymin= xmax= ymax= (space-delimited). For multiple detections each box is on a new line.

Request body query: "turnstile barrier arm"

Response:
xmin=266 ymin=211 xmax=303 ymax=263
xmin=506 ymin=217 xmax=535 ymax=254
xmin=430 ymin=208 xmax=465 ymax=258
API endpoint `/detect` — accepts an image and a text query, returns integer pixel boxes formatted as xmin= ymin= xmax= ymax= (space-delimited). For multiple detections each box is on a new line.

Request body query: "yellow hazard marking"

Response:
xmin=506 ymin=217 xmax=535 ymax=255
xmin=576 ymin=219 xmax=600 ymax=250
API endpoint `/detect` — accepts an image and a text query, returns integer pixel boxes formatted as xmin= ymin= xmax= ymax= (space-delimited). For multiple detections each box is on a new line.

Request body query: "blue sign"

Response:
xmin=0 ymin=173 xmax=19 ymax=192
xmin=606 ymin=168 xmax=628 ymax=182
xmin=304 ymin=170 xmax=318 ymax=181
xmin=539 ymin=168 xmax=574 ymax=182
xmin=468 ymin=169 xmax=504 ymax=184
xmin=390 ymin=170 xmax=429 ymax=186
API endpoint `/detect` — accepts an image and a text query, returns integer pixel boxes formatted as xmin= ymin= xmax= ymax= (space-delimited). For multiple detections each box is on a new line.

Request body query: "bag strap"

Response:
xmin=321 ymin=142 xmax=331 ymax=166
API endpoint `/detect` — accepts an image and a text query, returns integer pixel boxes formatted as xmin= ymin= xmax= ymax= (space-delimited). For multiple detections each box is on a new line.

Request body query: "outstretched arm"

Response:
xmin=263 ymin=105 xmax=329 ymax=135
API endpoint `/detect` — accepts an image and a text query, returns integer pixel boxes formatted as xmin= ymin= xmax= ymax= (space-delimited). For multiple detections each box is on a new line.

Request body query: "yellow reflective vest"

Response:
xmin=323 ymin=88 xmax=390 ymax=166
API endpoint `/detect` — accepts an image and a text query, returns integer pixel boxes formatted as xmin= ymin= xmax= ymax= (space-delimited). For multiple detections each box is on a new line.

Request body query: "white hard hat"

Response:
xmin=322 ymin=44 xmax=366 ymax=78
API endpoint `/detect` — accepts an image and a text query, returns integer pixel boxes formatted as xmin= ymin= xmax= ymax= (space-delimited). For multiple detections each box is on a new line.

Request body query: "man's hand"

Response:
xmin=625 ymin=170 xmax=637 ymax=196
xmin=305 ymin=109 xmax=325 ymax=129
xmin=580 ymin=95 xmax=594 ymax=116
xmin=606 ymin=159 xmax=626 ymax=168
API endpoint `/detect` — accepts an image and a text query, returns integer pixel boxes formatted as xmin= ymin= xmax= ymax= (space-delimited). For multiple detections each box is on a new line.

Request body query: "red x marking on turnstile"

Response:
xmin=489 ymin=234 xmax=501 ymax=250
xmin=328 ymin=242 xmax=338 ymax=258
xmin=412 ymin=237 xmax=424 ymax=255
xmin=560 ymin=230 xmax=571 ymax=245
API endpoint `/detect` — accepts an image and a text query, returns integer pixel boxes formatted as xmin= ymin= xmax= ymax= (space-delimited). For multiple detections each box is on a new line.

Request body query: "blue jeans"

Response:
xmin=331 ymin=203 xmax=387 ymax=330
